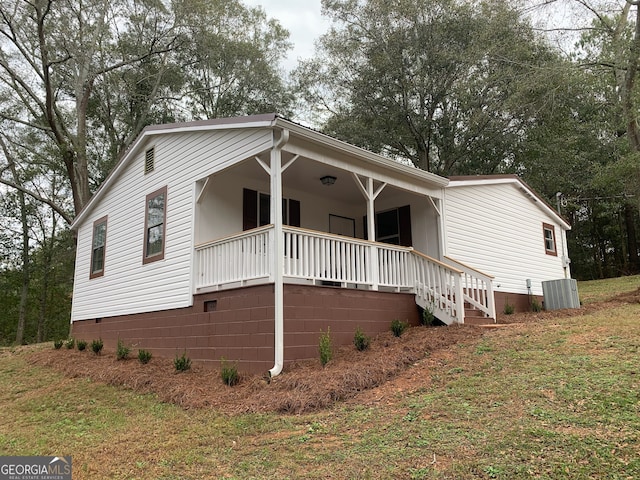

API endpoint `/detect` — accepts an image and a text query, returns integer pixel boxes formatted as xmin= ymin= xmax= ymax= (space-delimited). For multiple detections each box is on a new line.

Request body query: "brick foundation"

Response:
xmin=494 ymin=291 xmax=544 ymax=320
xmin=71 ymin=284 xmax=420 ymax=374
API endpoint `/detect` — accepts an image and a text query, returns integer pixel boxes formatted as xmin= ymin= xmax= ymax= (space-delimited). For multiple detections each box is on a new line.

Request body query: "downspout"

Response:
xmin=556 ymin=192 xmax=570 ymax=279
xmin=269 ymin=128 xmax=289 ymax=378
xmin=437 ymin=190 xmax=447 ymax=260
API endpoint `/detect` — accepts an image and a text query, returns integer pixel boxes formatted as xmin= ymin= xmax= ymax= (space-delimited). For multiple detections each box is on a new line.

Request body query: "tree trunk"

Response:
xmin=623 ymin=4 xmax=640 ymax=151
xmin=11 ymin=166 xmax=30 ymax=345
xmin=37 ymin=243 xmax=51 ymax=343
xmin=624 ymin=203 xmax=640 ymax=273
xmin=36 ymin=213 xmax=58 ymax=342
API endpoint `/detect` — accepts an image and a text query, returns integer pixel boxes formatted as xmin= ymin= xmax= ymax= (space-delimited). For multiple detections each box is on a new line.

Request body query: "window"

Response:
xmin=376 ymin=209 xmax=401 ymax=245
xmin=242 ymin=188 xmax=300 ymax=230
xmin=543 ymin=222 xmax=557 ymax=256
xmin=90 ymin=216 xmax=108 ymax=278
xmin=364 ymin=205 xmax=412 ymax=246
xmin=143 ymin=186 xmax=167 ymax=264
xmin=144 ymin=147 xmax=155 ymax=174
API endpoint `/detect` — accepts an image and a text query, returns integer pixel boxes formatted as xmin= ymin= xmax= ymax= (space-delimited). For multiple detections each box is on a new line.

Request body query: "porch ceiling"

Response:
xmin=282 ymin=155 xmax=365 ymax=204
xmin=225 ymin=152 xmax=439 ymax=204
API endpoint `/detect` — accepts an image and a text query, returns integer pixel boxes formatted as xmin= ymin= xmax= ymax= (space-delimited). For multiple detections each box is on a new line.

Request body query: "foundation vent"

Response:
xmin=144 ymin=147 xmax=155 ymax=174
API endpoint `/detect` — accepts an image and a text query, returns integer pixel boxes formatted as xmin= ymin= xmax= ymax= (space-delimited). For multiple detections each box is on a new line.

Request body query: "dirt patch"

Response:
xmin=26 ymin=289 xmax=639 ymax=414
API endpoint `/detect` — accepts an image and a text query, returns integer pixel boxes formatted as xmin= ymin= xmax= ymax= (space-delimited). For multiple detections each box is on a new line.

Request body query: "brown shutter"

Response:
xmin=398 ymin=205 xmax=412 ymax=247
xmin=243 ymin=188 xmax=257 ymax=230
xmin=289 ymin=199 xmax=301 ymax=227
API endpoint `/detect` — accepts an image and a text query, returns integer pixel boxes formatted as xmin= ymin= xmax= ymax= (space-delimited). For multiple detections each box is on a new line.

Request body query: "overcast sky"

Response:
xmin=242 ymin=1 xmax=605 ymax=71
xmin=242 ymin=0 xmax=331 ymax=72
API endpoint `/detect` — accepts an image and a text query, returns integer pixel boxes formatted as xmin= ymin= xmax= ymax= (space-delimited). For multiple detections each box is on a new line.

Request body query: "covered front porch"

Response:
xmin=194 ymin=224 xmax=496 ymax=326
xmin=191 ymin=124 xmax=495 ymax=374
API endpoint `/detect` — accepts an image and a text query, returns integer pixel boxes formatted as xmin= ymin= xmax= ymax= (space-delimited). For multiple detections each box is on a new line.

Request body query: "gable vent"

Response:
xmin=144 ymin=147 xmax=155 ymax=174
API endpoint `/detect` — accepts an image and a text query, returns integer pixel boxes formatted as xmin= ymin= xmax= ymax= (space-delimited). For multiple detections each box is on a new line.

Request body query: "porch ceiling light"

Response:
xmin=320 ymin=175 xmax=337 ymax=186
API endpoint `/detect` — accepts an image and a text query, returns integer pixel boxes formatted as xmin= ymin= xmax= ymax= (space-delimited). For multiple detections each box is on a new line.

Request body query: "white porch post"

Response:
xmin=434 ymin=196 xmax=446 ymax=260
xmin=454 ymin=271 xmax=466 ymax=324
xmin=366 ymin=177 xmax=379 ymax=291
xmin=269 ymin=129 xmax=288 ymax=378
xmin=352 ymin=173 xmax=386 ymax=291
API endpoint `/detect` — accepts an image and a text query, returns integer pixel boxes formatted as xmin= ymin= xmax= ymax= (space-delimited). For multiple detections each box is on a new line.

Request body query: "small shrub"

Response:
xmin=116 ymin=339 xmax=130 ymax=360
xmin=420 ymin=305 xmax=435 ymax=326
xmin=65 ymin=337 xmax=75 ymax=349
xmin=53 ymin=339 xmax=63 ymax=350
xmin=138 ymin=349 xmax=152 ymax=364
xmin=531 ymin=298 xmax=542 ymax=312
xmin=353 ymin=326 xmax=370 ymax=352
xmin=319 ymin=327 xmax=332 ymax=367
xmin=391 ymin=319 xmax=409 ymax=337
xmin=503 ymin=302 xmax=515 ymax=315
xmin=220 ymin=358 xmax=239 ymax=386
xmin=91 ymin=338 xmax=104 ymax=355
xmin=174 ymin=351 xmax=191 ymax=372
xmin=76 ymin=340 xmax=87 ymax=351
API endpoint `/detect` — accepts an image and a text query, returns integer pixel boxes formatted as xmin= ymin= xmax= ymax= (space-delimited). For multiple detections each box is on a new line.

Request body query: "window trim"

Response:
xmin=543 ymin=222 xmax=557 ymax=256
xmin=90 ymin=215 xmax=108 ymax=279
xmin=143 ymin=186 xmax=167 ymax=265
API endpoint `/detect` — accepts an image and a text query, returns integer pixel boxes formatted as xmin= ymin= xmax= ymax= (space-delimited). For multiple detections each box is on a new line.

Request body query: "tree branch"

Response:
xmin=0 ymin=177 xmax=73 ymax=224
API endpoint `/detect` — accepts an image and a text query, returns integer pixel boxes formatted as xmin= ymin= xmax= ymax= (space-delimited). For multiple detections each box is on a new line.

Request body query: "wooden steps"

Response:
xmin=464 ymin=305 xmax=496 ymax=325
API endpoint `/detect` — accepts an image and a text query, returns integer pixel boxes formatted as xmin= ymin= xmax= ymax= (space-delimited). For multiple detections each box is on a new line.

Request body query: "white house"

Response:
xmin=444 ymin=175 xmax=572 ymax=313
xmin=69 ymin=114 xmax=571 ymax=374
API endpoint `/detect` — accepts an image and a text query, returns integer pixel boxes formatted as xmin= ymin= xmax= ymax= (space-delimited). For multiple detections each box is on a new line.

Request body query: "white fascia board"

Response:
xmin=447 ymin=177 xmax=571 ymax=230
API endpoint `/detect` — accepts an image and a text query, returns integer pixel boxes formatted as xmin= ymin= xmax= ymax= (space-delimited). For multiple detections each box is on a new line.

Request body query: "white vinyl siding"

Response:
xmin=71 ymin=128 xmax=272 ymax=321
xmin=444 ymin=182 xmax=568 ymax=296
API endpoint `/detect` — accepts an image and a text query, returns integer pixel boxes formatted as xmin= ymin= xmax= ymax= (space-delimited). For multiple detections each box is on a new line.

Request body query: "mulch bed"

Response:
xmin=27 ymin=288 xmax=639 ymax=414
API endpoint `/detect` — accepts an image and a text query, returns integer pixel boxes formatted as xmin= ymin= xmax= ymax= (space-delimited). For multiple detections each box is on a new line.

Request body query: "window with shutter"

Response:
xmin=368 ymin=205 xmax=412 ymax=246
xmin=242 ymin=188 xmax=300 ymax=229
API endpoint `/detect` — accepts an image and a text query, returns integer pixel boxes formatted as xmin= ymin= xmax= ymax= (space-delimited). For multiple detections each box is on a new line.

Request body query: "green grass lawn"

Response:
xmin=1 ymin=276 xmax=639 ymax=479
xmin=578 ymin=274 xmax=639 ymax=304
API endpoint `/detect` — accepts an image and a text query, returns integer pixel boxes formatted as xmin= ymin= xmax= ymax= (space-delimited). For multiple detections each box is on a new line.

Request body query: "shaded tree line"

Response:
xmin=295 ymin=0 xmax=640 ymax=280
xmin=1 ymin=0 xmax=639 ymax=344
xmin=0 ymin=0 xmax=293 ymax=344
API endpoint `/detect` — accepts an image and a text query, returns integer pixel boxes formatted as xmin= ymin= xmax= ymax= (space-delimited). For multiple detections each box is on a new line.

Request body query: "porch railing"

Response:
xmin=194 ymin=225 xmax=496 ymax=324
xmin=444 ymin=256 xmax=496 ymax=321
xmin=412 ymin=251 xmax=465 ymax=324
xmin=194 ymin=225 xmax=272 ymax=290
xmin=282 ymin=227 xmax=371 ymax=285
xmin=378 ymin=244 xmax=414 ymax=289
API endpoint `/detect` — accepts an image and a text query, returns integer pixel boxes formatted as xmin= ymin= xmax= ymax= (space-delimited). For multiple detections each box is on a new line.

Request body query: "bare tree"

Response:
xmin=0 ymin=0 xmax=179 ymax=217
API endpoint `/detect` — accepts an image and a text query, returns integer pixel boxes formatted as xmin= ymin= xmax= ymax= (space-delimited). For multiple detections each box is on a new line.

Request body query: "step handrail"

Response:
xmin=444 ymin=256 xmax=496 ymax=321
